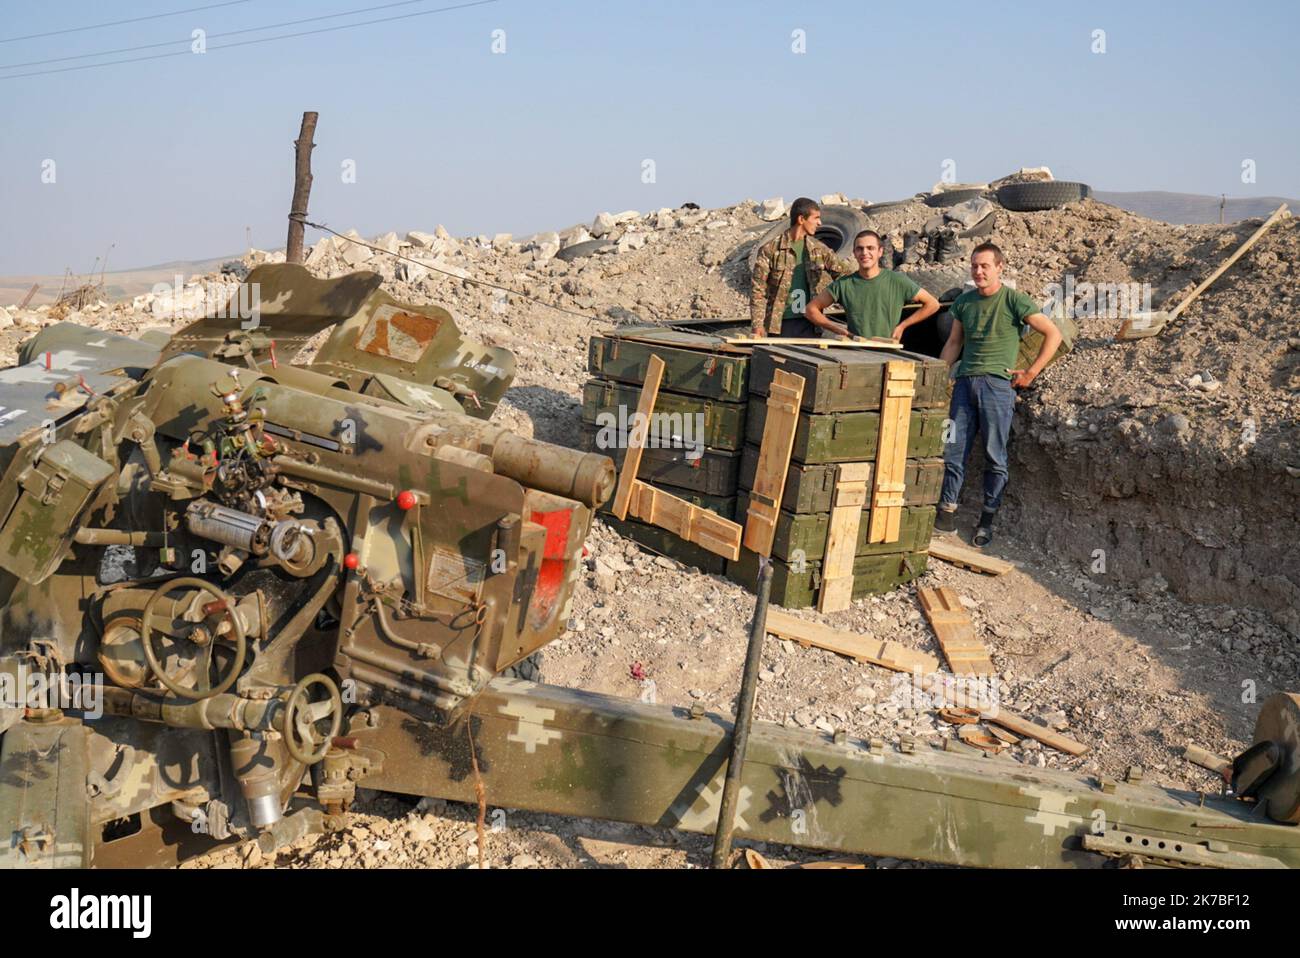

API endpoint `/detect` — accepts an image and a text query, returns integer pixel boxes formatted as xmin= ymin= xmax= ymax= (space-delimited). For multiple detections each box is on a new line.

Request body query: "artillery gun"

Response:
xmin=0 ymin=264 xmax=1296 ymax=869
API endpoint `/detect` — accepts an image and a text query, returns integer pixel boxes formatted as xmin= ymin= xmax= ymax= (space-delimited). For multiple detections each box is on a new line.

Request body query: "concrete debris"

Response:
xmin=757 ymin=197 xmax=785 ymax=221
xmin=590 ymin=212 xmax=618 ymax=237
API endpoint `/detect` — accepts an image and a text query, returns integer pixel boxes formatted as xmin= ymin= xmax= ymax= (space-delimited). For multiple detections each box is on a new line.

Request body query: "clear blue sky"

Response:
xmin=1 ymin=0 xmax=1296 ymax=275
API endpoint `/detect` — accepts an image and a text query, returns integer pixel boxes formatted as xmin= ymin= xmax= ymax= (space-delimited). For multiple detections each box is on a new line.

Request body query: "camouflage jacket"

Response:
xmin=750 ymin=231 xmax=855 ymax=335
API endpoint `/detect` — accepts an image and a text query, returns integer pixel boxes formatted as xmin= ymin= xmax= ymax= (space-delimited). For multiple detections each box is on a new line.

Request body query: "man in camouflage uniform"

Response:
xmin=750 ymin=197 xmax=855 ymax=338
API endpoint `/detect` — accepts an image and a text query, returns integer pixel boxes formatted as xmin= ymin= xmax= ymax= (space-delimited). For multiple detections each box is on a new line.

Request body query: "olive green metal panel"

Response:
xmin=581 ymin=378 xmax=748 ymax=451
xmin=749 ymin=345 xmax=951 ymax=412
xmin=581 ymin=423 xmax=741 ymax=496
xmin=587 ymin=334 xmax=749 ymax=401
xmin=350 ymin=681 xmax=1300 ymax=869
xmin=726 ymin=550 xmax=928 ymax=609
xmin=0 ymin=720 xmax=91 ymax=868
xmin=734 ymin=497 xmax=936 ymax=562
xmin=746 ymin=403 xmax=947 ymax=464
xmin=742 ymin=450 xmax=944 ymax=514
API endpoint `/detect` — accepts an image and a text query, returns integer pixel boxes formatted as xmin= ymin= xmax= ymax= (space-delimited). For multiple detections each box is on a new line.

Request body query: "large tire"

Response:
xmin=556 ymin=239 xmax=615 ymax=263
xmin=747 ymin=205 xmax=869 ymax=270
xmin=924 ymin=188 xmax=988 ymax=208
xmin=995 ymin=181 xmax=1092 ymax=212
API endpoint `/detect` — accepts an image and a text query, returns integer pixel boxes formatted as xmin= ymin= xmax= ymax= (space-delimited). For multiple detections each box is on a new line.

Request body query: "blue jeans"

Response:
xmin=940 ymin=374 xmax=1015 ymax=514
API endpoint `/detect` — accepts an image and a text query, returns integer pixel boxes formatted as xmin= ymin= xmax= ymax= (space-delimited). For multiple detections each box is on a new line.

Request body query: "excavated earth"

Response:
xmin=7 ymin=190 xmax=1296 ymax=869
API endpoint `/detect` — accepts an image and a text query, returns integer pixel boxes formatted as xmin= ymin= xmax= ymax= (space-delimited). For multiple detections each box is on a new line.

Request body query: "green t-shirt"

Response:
xmin=951 ymin=285 xmax=1041 ymax=379
xmin=782 ymin=239 xmax=809 ymax=321
xmin=826 ymin=270 xmax=921 ymax=339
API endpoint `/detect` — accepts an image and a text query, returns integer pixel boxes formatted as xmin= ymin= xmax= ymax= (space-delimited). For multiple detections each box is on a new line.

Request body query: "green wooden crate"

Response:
xmin=587 ymin=331 xmax=749 ymax=401
xmin=726 ymin=549 xmax=929 ymax=609
xmin=581 ymin=378 xmax=747 ymax=452
xmin=733 ymin=497 xmax=935 ymax=562
xmin=749 ymin=344 xmax=951 ymax=412
xmin=739 ymin=449 xmax=944 ymax=513
xmin=581 ymin=422 xmax=742 ymax=496
xmin=745 ymin=403 xmax=947 ymax=463
xmin=1016 ymin=312 xmax=1078 ymax=374
xmin=600 ymin=514 xmax=729 ymax=575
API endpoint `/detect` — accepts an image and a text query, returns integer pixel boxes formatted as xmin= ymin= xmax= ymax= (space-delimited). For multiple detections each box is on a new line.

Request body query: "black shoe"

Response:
xmin=972 ymin=510 xmax=996 ymax=547
xmin=934 ymin=508 xmax=958 ymax=533
xmin=933 ymin=226 xmax=964 ymax=265
xmin=896 ymin=230 xmax=923 ymax=268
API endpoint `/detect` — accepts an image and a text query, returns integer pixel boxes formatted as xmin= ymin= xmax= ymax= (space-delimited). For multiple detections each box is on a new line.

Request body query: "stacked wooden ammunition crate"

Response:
xmin=582 ymin=322 xmax=951 ymax=608
xmin=582 ymin=323 xmax=750 ymax=574
xmin=727 ymin=345 xmax=950 ymax=608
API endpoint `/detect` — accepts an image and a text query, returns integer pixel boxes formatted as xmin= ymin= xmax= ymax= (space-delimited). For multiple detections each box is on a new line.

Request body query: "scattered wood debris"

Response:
xmin=927 ymin=539 xmax=1014 ymax=575
xmin=918 ymin=586 xmax=996 ymax=675
xmin=764 ymin=608 xmax=939 ymax=674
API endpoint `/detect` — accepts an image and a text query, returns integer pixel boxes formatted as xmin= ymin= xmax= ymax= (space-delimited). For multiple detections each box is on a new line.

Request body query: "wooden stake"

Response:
xmin=609 ymin=355 xmax=665 ymax=520
xmin=285 ymin=111 xmax=319 ymax=265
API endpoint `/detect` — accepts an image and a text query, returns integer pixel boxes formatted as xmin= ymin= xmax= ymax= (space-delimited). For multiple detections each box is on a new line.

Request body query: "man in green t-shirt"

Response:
xmin=806 ymin=230 xmax=940 ymax=339
xmin=936 ymin=242 xmax=1062 ymax=546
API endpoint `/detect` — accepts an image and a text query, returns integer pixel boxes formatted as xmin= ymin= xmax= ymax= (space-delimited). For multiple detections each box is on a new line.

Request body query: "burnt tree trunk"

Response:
xmin=285 ymin=111 xmax=319 ymax=265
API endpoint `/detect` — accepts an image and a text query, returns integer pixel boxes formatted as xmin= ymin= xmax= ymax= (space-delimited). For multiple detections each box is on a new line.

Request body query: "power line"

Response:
xmin=0 ymin=0 xmax=499 ymax=81
xmin=0 ymin=1 xmax=255 ymax=44
xmin=1 ymin=0 xmax=447 ymax=71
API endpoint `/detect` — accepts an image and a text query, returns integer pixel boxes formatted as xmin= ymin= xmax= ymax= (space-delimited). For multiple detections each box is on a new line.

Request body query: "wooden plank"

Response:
xmin=765 ymin=608 xmax=939 ymax=674
xmin=817 ymin=462 xmax=871 ymax=613
xmin=725 ymin=337 xmax=903 ymax=349
xmin=626 ymin=480 xmax=741 ymax=561
xmin=741 ymin=370 xmax=805 ymax=556
xmin=918 ymin=586 xmax=995 ymax=676
xmin=979 ymin=709 xmax=1088 ymax=756
xmin=609 ymin=355 xmax=665 ymax=521
xmin=926 ymin=538 xmax=1014 ymax=576
xmin=866 ymin=360 xmax=915 ymax=543
xmin=1168 ymin=203 xmax=1289 ymax=321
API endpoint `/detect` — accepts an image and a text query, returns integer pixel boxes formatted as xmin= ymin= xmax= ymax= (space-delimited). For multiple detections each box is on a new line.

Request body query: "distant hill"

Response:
xmin=1094 ymin=191 xmax=1296 ymax=225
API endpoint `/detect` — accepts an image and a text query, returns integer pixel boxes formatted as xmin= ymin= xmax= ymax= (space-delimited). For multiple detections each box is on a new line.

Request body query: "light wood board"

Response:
xmin=817 ymin=462 xmax=871 ymax=613
xmin=918 ymin=586 xmax=995 ymax=675
xmin=927 ymin=539 xmax=1014 ymax=575
xmin=741 ymin=370 xmax=805 ymax=556
xmin=765 ymin=608 xmax=939 ymax=674
xmin=866 ymin=360 xmax=915 ymax=543
xmin=609 ymin=354 xmax=665 ymax=521
xmin=627 ymin=480 xmax=741 ymax=561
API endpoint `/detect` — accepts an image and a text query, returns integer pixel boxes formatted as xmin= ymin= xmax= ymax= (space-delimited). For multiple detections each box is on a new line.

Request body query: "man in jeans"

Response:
xmin=936 ymin=242 xmax=1061 ymax=546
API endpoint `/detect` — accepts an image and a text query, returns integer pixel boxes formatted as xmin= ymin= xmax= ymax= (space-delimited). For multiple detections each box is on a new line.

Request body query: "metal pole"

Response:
xmin=711 ymin=558 xmax=773 ymax=868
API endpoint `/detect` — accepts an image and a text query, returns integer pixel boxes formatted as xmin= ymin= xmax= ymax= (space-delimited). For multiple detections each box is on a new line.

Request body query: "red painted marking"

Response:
xmin=269 ymin=340 xmax=279 ymax=369
xmin=396 ymin=490 xmax=417 ymax=511
xmin=528 ymin=509 xmax=575 ymax=626
xmin=343 ymin=553 xmax=360 ymax=570
xmin=44 ymin=352 xmax=51 ymax=370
